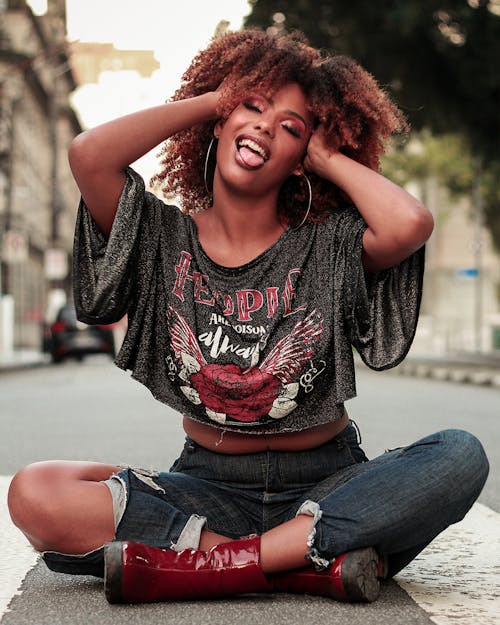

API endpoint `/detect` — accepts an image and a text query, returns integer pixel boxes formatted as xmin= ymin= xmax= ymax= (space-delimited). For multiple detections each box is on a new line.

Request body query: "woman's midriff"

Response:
xmin=182 ymin=410 xmax=350 ymax=454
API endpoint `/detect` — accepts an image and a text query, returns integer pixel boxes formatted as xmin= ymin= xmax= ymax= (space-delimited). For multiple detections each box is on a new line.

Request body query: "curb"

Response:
xmin=0 ymin=355 xmax=49 ymax=374
xmin=393 ymin=359 xmax=500 ymax=389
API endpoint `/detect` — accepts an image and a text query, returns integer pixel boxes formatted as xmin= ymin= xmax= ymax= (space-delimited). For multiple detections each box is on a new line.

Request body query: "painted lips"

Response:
xmin=236 ymin=136 xmax=270 ymax=169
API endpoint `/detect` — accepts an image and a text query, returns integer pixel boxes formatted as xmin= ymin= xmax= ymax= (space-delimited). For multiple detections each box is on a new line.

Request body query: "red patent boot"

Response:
xmin=104 ymin=536 xmax=271 ymax=603
xmin=272 ymin=547 xmax=387 ymax=603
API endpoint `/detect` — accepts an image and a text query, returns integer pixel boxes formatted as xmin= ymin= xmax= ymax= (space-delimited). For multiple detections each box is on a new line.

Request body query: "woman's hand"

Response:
xmin=303 ymin=125 xmax=336 ymax=179
xmin=303 ymin=125 xmax=433 ymax=272
xmin=69 ymin=92 xmax=219 ymax=236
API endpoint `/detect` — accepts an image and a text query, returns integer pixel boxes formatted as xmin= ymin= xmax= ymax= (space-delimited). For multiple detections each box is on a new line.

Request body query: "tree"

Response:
xmin=245 ymin=0 xmax=500 ymax=249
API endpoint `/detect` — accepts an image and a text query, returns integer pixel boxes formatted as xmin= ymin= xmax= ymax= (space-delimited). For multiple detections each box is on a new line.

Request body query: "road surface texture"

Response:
xmin=1 ymin=357 xmax=498 ymax=625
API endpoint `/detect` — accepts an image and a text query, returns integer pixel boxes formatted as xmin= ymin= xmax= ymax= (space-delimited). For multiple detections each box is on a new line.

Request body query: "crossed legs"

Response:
xmin=7 ymin=459 xmax=313 ymax=573
xmin=7 ymin=429 xmax=489 ymax=595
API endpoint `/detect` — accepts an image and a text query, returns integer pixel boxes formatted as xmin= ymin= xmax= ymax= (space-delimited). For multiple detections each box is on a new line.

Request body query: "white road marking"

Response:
xmin=0 ymin=474 xmax=499 ymax=622
xmin=396 ymin=502 xmax=500 ymax=625
xmin=0 ymin=476 xmax=38 ymax=619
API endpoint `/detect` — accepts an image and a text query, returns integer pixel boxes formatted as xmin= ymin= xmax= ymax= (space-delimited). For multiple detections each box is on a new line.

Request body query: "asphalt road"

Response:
xmin=0 ymin=357 xmax=498 ymax=625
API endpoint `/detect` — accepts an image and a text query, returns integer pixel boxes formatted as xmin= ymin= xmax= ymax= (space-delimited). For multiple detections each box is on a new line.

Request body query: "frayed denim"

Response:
xmin=43 ymin=423 xmax=488 ymax=578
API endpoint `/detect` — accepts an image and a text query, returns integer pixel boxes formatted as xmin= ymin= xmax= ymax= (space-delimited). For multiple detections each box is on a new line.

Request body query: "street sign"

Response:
xmin=44 ymin=248 xmax=68 ymax=280
xmin=1 ymin=230 xmax=28 ymax=263
xmin=456 ymin=268 xmax=479 ymax=278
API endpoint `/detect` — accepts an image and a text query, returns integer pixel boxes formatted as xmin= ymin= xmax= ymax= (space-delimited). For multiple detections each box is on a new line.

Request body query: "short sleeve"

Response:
xmin=340 ymin=209 xmax=425 ymax=371
xmin=72 ymin=167 xmax=160 ymax=325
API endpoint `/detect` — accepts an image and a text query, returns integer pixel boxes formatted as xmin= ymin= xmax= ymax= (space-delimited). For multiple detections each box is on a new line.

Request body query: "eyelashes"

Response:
xmin=282 ymin=124 xmax=301 ymax=138
xmin=243 ymin=100 xmax=263 ymax=113
xmin=243 ymin=101 xmax=303 ymax=138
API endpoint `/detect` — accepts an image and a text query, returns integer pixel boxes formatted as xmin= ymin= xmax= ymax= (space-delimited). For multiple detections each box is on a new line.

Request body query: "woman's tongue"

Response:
xmin=239 ymin=146 xmax=265 ymax=168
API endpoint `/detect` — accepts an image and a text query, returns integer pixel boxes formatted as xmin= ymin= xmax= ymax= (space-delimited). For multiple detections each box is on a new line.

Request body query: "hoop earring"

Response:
xmin=204 ymin=138 xmax=216 ymax=194
xmin=293 ymin=174 xmax=312 ymax=230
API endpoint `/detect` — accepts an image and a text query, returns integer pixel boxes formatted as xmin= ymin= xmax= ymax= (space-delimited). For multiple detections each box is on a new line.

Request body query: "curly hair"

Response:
xmin=151 ymin=29 xmax=408 ymax=226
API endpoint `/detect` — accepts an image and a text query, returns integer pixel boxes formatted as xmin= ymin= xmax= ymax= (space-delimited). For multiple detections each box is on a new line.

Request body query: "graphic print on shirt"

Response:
xmin=166 ymin=306 xmax=324 ymax=426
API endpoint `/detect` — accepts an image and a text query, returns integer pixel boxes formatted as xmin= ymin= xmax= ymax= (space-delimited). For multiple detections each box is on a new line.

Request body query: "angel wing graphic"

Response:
xmin=259 ymin=309 xmax=323 ymax=382
xmin=167 ymin=306 xmax=207 ymax=398
xmin=166 ymin=306 xmax=324 ymax=423
xmin=167 ymin=306 xmax=207 ymax=370
xmin=258 ymin=309 xmax=324 ymax=419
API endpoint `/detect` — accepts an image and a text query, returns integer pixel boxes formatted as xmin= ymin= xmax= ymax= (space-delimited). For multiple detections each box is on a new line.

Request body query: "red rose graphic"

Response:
xmin=190 ymin=364 xmax=281 ymax=422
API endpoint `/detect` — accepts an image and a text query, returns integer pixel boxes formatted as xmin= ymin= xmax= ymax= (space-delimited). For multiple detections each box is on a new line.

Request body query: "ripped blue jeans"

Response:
xmin=43 ymin=423 xmax=489 ymax=579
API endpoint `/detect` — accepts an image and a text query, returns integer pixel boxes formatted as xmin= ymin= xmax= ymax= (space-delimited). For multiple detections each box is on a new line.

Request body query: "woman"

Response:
xmin=8 ymin=29 xmax=488 ymax=604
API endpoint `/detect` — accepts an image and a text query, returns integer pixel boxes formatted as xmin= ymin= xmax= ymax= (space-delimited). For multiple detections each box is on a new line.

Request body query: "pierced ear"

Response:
xmin=292 ymin=163 xmax=304 ymax=177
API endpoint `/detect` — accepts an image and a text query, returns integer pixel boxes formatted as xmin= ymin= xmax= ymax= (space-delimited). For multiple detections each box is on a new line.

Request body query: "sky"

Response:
xmin=27 ymin=0 xmax=251 ymax=175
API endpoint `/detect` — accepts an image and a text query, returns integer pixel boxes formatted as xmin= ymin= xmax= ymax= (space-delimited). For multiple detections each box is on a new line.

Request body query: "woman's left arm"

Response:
xmin=304 ymin=129 xmax=434 ymax=272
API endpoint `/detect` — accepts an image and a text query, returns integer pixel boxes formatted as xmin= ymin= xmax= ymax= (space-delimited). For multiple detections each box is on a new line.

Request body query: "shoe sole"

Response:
xmin=341 ymin=547 xmax=381 ymax=602
xmin=104 ymin=541 xmax=124 ymax=604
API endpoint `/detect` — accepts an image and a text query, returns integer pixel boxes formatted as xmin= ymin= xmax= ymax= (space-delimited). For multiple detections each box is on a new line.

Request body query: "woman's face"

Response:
xmin=213 ymin=82 xmax=313 ymax=197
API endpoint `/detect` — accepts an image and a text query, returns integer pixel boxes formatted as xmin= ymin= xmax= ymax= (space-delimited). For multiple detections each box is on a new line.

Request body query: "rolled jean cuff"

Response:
xmin=42 ymin=546 xmax=105 ymax=577
xmin=104 ymin=473 xmax=127 ymax=531
xmin=296 ymin=499 xmax=331 ymax=571
xmin=170 ymin=514 xmax=207 ymax=552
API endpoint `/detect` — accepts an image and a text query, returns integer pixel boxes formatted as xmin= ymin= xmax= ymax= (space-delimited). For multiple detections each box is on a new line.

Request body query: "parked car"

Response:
xmin=42 ymin=304 xmax=116 ymax=364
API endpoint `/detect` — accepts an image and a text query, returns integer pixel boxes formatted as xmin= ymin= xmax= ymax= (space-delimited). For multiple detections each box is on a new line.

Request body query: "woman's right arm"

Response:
xmin=68 ymin=92 xmax=218 ymax=236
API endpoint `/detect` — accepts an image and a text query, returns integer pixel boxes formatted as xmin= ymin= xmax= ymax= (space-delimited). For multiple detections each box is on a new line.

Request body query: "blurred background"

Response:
xmin=0 ymin=0 xmax=499 ymax=363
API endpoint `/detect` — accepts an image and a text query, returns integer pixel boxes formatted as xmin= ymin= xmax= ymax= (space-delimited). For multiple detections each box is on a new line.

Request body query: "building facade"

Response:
xmin=0 ymin=0 xmax=82 ymax=354
xmin=411 ymin=178 xmax=500 ymax=354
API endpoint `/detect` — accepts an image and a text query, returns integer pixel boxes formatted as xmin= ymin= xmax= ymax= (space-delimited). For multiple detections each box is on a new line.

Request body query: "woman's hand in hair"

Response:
xmin=304 ymin=125 xmax=433 ymax=271
xmin=303 ymin=124 xmax=336 ymax=180
xmin=69 ymin=92 xmax=220 ymax=236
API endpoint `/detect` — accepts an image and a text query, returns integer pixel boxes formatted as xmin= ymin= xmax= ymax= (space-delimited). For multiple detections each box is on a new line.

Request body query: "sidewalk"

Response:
xmin=0 ymin=350 xmax=49 ymax=374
